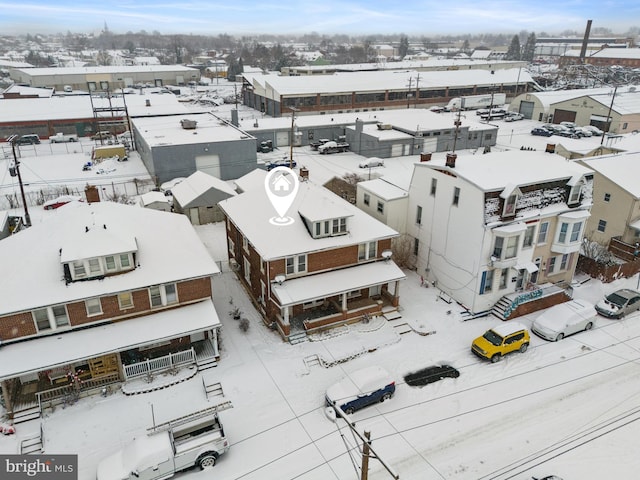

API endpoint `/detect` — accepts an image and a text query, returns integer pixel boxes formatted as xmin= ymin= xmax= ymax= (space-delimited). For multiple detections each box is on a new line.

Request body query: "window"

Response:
xmin=493 ymin=237 xmax=504 ymax=258
xmin=560 ymin=253 xmax=570 ymax=271
xmin=243 ymin=257 xmax=251 ymax=283
xmin=242 ymin=237 xmax=249 ymax=253
xmin=88 ymin=258 xmax=101 ymax=275
xmin=260 ymin=259 xmax=265 ymax=274
xmin=493 ymin=235 xmax=518 ymax=259
xmin=430 ymin=178 xmax=437 ymax=196
xmin=547 ymin=256 xmax=557 ymax=274
xmin=228 ymin=238 xmax=235 ymax=255
xmin=453 ymin=187 xmax=460 ymax=206
xmin=538 ymin=222 xmax=549 ymax=243
xmin=416 ymin=205 xmax=423 ymax=225
xmin=33 ymin=309 xmax=50 ymax=332
xmin=570 ymin=222 xmax=582 ymax=242
xmin=149 ymin=286 xmax=163 ymax=307
xmin=558 ymin=222 xmax=568 ymax=242
xmin=86 ymin=298 xmax=103 ymax=316
xmin=557 ymin=221 xmax=583 ymax=244
xmin=52 ymin=305 xmax=69 ymax=327
xmin=481 ymin=270 xmax=494 ymax=294
xmin=120 ymin=254 xmax=131 ymax=268
xmin=332 ymin=218 xmax=347 ymax=234
xmin=165 ymin=283 xmax=177 ymax=304
xmin=623 ymin=122 xmax=628 ymax=130
xmin=523 ymin=225 xmax=535 ymax=248
xmin=118 ymin=292 xmax=133 ymax=309
xmin=286 ymin=255 xmax=307 ymax=274
xmin=377 ymin=201 xmax=384 ymax=214
xmin=568 ymin=184 xmax=582 ymax=204
xmin=105 ymin=256 xmax=116 ymax=270
xmin=315 ymin=222 xmax=321 ymax=236
xmin=503 ymin=193 xmax=517 ymax=216
xmin=597 ymin=219 xmax=607 ymax=233
xmin=413 ymin=238 xmax=419 ymax=256
xmin=604 ymin=193 xmax=611 ymax=202
xmin=505 ymin=236 xmax=518 ymax=259
xmin=73 ymin=261 xmax=86 ymax=278
xmin=499 ymin=269 xmax=509 ymax=289
xmin=364 ymin=193 xmax=370 ymax=206
xmin=358 ymin=242 xmax=377 ymax=261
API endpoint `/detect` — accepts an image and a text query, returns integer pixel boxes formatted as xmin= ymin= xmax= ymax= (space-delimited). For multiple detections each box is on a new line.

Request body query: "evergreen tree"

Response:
xmin=399 ymin=35 xmax=409 ymax=58
xmin=505 ymin=35 xmax=521 ymax=60
xmin=522 ymin=33 xmax=536 ymax=62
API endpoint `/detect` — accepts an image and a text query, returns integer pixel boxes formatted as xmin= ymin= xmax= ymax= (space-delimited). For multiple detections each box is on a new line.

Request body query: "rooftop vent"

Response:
xmin=180 ymin=119 xmax=197 ymax=130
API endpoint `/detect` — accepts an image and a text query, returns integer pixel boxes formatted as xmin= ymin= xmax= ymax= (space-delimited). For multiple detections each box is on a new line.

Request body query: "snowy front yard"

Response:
xmin=2 ymin=222 xmax=640 ymax=480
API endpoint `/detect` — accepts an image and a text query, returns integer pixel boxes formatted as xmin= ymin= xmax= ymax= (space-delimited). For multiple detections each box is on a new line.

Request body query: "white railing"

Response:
xmin=123 ymin=348 xmax=196 ymax=380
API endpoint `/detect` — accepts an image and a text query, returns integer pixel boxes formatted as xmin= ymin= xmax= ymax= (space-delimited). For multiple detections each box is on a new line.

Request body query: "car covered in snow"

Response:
xmin=595 ymin=288 xmax=640 ymax=319
xmin=359 ymin=158 xmax=384 ymax=168
xmin=531 ymin=299 xmax=596 ymax=341
xmin=43 ymin=195 xmax=84 ymax=210
xmin=504 ymin=112 xmax=524 ymax=122
xmin=325 ymin=366 xmax=395 ymax=415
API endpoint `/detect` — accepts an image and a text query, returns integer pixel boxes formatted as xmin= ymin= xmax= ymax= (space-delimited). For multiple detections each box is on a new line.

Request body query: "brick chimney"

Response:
xmin=85 ymin=184 xmax=100 ymax=203
xmin=420 ymin=152 xmax=432 ymax=162
xmin=445 ymin=152 xmax=457 ymax=168
xmin=299 ymin=167 xmax=309 ymax=181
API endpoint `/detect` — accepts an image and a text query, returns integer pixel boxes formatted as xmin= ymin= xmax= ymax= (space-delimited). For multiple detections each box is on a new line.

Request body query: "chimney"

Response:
xmin=299 ymin=167 xmax=309 ymax=181
xmin=445 ymin=152 xmax=457 ymax=168
xmin=84 ymin=184 xmax=100 ymax=203
xmin=545 ymin=143 xmax=556 ymax=154
xmin=145 ymin=99 xmax=151 ymax=107
xmin=420 ymin=152 xmax=432 ymax=162
xmin=231 ymin=109 xmax=239 ymax=127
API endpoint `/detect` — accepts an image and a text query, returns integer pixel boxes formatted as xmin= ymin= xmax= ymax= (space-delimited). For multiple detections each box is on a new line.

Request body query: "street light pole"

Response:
xmin=7 ymin=135 xmax=31 ymax=227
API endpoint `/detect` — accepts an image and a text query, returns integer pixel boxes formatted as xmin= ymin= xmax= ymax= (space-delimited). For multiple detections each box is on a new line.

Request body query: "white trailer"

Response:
xmin=446 ymin=93 xmax=507 ymax=111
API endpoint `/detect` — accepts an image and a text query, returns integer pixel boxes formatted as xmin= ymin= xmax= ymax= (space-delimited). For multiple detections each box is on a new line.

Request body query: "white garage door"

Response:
xmin=276 ymin=131 xmax=289 ymax=147
xmin=195 ymin=154 xmax=221 ymax=178
xmin=422 ymin=138 xmax=438 ymax=153
xmin=391 ymin=144 xmax=403 ymax=157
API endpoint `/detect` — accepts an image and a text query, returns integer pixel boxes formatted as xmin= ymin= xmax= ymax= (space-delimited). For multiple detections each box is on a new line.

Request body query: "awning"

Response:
xmin=272 ymin=261 xmax=406 ymax=307
xmin=559 ymin=209 xmax=591 ymax=220
xmin=590 ymin=115 xmax=611 ymax=122
xmin=0 ymin=300 xmax=220 ymax=382
xmin=492 ymin=222 xmax=527 ymax=235
xmin=515 ymin=262 xmax=538 ymax=273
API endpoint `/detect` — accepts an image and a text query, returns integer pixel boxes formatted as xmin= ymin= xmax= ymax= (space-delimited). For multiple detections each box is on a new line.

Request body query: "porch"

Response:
xmin=492 ymin=283 xmax=571 ymax=320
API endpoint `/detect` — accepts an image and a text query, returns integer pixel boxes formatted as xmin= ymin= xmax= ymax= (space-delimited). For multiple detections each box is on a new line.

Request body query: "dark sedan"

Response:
xmin=531 ymin=127 xmax=553 ymax=137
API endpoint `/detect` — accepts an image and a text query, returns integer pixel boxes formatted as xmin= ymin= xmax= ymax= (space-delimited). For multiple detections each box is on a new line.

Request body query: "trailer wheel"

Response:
xmin=198 ymin=453 xmax=218 ymax=469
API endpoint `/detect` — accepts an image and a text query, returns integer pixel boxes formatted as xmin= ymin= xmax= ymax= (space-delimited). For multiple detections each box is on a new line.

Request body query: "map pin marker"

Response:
xmin=265 ymin=166 xmax=299 ymax=226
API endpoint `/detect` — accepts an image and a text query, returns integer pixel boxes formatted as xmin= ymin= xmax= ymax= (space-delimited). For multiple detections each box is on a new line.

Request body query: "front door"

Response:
xmin=515 ymin=269 xmax=526 ymax=291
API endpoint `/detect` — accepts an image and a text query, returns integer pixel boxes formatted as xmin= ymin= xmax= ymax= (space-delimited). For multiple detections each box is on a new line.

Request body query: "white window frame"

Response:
xmin=523 ymin=225 xmax=535 ymax=248
xmin=243 ymin=257 xmax=251 ymax=283
xmin=88 ymin=258 xmax=102 ymax=275
xmin=33 ymin=305 xmax=70 ymax=332
xmin=559 ymin=253 xmax=570 ymax=271
xmin=482 ymin=269 xmax=494 ymax=294
xmin=537 ymin=221 xmax=549 ymax=244
xmin=547 ymin=256 xmax=557 ymax=274
xmin=503 ymin=193 xmax=518 ymax=216
xmin=556 ymin=220 xmax=583 ymax=246
xmin=377 ymin=201 xmax=384 ymax=214
xmin=358 ymin=241 xmax=377 ymax=261
xmin=73 ymin=261 xmax=86 ymax=278
xmin=120 ymin=253 xmax=132 ymax=268
xmin=568 ymin=184 xmax=582 ymax=204
xmin=286 ymin=254 xmax=307 ymax=275
xmin=105 ymin=255 xmax=117 ymax=271
xmin=149 ymin=283 xmax=179 ymax=308
xmin=332 ymin=218 xmax=347 ymax=234
xmin=228 ymin=237 xmax=235 ymax=256
xmin=597 ymin=219 xmax=607 ymax=233
xmin=242 ymin=236 xmax=249 ymax=253
xmin=118 ymin=291 xmax=134 ymax=310
xmin=493 ymin=235 xmax=519 ymax=260
xmin=85 ymin=298 xmax=103 ymax=316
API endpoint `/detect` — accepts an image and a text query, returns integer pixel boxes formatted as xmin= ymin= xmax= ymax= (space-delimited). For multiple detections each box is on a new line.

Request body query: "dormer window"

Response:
xmin=500 ymin=185 xmax=522 ymax=217
xmin=332 ymin=217 xmax=347 ymax=234
xmin=568 ymin=184 xmax=582 ymax=204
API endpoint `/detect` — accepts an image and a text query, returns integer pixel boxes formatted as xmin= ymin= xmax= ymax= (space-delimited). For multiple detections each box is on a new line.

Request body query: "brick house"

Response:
xmin=218 ymin=178 xmax=405 ymax=341
xmin=0 ymin=202 xmax=222 ymax=421
xmin=407 ymin=151 xmax=594 ymax=319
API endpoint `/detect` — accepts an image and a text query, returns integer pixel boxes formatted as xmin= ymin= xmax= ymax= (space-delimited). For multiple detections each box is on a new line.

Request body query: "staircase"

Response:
xmin=195 ymin=339 xmax=218 ymax=371
xmin=491 ymin=296 xmax=512 ymax=320
xmin=20 ymin=424 xmax=44 ymax=454
xmin=11 ymin=405 xmax=41 ymax=425
xmin=288 ymin=331 xmax=308 ymax=345
xmin=459 ymin=309 xmax=491 ymax=321
xmin=383 ymin=311 xmax=413 ymax=335
xmin=202 ymin=379 xmax=224 ymax=400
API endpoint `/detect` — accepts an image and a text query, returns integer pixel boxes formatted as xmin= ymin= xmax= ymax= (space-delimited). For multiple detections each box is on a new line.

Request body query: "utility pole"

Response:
xmin=414 ymin=73 xmax=421 ymax=108
xmin=289 ymin=107 xmax=298 ymax=168
xmin=361 ymin=430 xmax=371 ymax=480
xmin=406 ymin=77 xmax=413 ymax=109
xmin=600 ymin=85 xmax=617 ymax=146
xmin=7 ymin=135 xmax=31 ymax=227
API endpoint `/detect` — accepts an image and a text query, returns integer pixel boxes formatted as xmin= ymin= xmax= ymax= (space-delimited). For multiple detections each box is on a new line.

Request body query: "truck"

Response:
xmin=318 ymin=140 xmax=349 ymax=154
xmin=96 ymin=403 xmax=232 ymax=480
xmin=50 ymin=132 xmax=79 ymax=143
xmin=92 ymin=145 xmax=127 ymax=162
xmin=445 ymin=93 xmax=507 ymax=112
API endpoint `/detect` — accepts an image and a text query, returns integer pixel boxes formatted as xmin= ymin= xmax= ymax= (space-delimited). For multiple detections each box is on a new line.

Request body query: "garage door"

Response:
xmin=195 ymin=154 xmax=221 ymax=179
xmin=391 ymin=144 xmax=403 ymax=157
xmin=552 ymin=109 xmax=577 ymax=124
xmin=518 ymin=101 xmax=534 ymax=119
xmin=276 ymin=131 xmax=289 ymax=147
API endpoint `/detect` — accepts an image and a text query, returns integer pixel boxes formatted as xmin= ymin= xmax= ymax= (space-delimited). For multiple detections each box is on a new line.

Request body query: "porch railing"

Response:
xmin=122 ymin=348 xmax=196 ymax=381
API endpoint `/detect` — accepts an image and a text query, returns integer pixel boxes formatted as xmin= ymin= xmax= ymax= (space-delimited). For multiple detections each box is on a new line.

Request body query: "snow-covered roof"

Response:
xmin=219 ymin=180 xmax=399 ymax=260
xmin=12 ymin=65 xmax=198 ymax=76
xmin=172 ymin=170 xmax=237 ymax=206
xmin=0 ymin=299 xmax=219 ymax=381
xmin=244 ymin=68 xmax=533 ymax=97
xmin=589 ymin=48 xmax=640 ymax=59
xmin=0 ymin=202 xmax=219 ymax=316
xmin=233 ymin=168 xmax=267 ymax=193
xmin=139 ymin=191 xmax=170 ymax=207
xmin=2 ymin=84 xmax=53 ymax=97
xmin=0 ymin=94 xmax=190 ymax=123
xmin=132 ymin=113 xmax=253 ymax=147
xmin=580 ymin=151 xmax=640 ymax=198
xmin=60 ymin=222 xmax=138 ymax=263
xmin=272 ymin=261 xmax=405 ymax=306
xmin=415 ymin=150 xmax=593 ymax=192
xmin=522 ymin=87 xmax=616 ymax=109
xmin=358 ymin=178 xmax=408 ymax=201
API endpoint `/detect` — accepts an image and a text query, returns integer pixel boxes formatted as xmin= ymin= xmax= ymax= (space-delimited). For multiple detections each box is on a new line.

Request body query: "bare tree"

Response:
xmin=391 ymin=234 xmax=416 ymax=269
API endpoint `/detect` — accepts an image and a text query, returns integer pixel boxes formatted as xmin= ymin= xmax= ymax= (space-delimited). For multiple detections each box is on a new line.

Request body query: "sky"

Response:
xmin=0 ymin=0 xmax=638 ymax=37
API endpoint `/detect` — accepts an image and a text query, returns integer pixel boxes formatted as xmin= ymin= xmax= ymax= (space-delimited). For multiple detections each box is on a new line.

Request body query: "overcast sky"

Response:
xmin=0 ymin=0 xmax=637 ymax=37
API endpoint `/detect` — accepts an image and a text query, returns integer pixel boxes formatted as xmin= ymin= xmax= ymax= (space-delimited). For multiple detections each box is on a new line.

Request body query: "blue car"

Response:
xmin=325 ymin=366 xmax=395 ymax=415
xmin=531 ymin=127 xmax=553 ymax=137
xmin=266 ymin=158 xmax=297 ymax=170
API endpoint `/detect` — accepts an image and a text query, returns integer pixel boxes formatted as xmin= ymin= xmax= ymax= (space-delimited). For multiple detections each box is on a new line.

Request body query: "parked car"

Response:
xmin=325 ymin=366 xmax=395 ymax=415
xmin=43 ymin=195 xmax=84 ymax=210
xmin=583 ymin=125 xmax=604 ymax=135
xmin=531 ymin=127 xmax=553 ymax=137
xmin=560 ymin=121 xmax=577 ymax=129
xmin=91 ymin=131 xmax=113 ymax=141
xmin=504 ymin=112 xmax=524 ymax=122
xmin=359 ymin=158 xmax=385 ymax=168
xmin=471 ymin=322 xmax=530 ymax=363
xmin=16 ymin=134 xmax=40 ymax=145
xmin=266 ymin=158 xmax=297 ymax=171
xmin=595 ymin=288 xmax=640 ymax=319
xmin=404 ymin=365 xmax=460 ymax=387
xmin=573 ymin=127 xmax=593 ymax=137
xmin=429 ymin=106 xmax=445 ymax=113
xmin=531 ymin=300 xmax=596 ymax=341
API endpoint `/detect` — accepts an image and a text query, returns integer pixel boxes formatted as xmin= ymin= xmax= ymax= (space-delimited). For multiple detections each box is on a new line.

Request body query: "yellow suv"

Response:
xmin=471 ymin=322 xmax=530 ymax=363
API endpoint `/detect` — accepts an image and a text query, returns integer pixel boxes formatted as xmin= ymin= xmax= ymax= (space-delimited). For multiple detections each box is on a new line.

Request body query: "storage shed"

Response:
xmin=172 ymin=171 xmax=237 ymax=224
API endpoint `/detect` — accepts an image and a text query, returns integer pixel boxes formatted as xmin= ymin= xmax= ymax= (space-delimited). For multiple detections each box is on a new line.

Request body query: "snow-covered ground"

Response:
xmin=2 ymin=220 xmax=640 ymax=480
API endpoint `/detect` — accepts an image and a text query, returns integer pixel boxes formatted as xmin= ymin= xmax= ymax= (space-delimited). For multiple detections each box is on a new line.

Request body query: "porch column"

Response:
xmin=341 ymin=293 xmax=347 ymax=311
xmin=392 ymin=280 xmax=401 ymax=307
xmin=1 ymin=380 xmax=12 ymax=416
xmin=283 ymin=306 xmax=289 ymax=324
